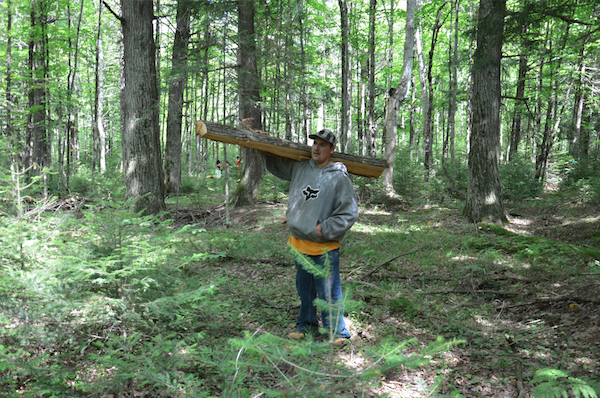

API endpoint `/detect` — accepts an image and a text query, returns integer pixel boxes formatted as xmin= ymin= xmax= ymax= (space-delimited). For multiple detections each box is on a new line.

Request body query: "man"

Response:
xmin=263 ymin=129 xmax=359 ymax=343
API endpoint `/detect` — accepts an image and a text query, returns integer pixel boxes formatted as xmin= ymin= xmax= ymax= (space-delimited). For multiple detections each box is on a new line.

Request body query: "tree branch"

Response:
xmin=102 ymin=0 xmax=123 ymax=22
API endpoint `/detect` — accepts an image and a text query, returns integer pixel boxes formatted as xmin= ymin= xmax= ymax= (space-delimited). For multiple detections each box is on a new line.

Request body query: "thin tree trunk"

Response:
xmin=165 ymin=0 xmax=191 ymax=194
xmin=5 ymin=0 xmax=15 ymax=165
xmin=367 ymin=0 xmax=377 ymax=157
xmin=423 ymin=1 xmax=448 ymax=181
xmin=572 ymin=39 xmax=588 ymax=161
xmin=415 ymin=5 xmax=428 ymax=163
xmin=299 ymin=0 xmax=308 ymax=144
xmin=66 ymin=0 xmax=84 ymax=189
xmin=508 ymin=21 xmax=529 ymax=161
xmin=339 ymin=0 xmax=350 ymax=153
xmin=27 ymin=0 xmax=50 ymax=192
xmin=357 ymin=57 xmax=367 ymax=157
xmin=92 ymin=0 xmax=105 ymax=191
xmin=382 ymin=0 xmax=416 ymax=195
xmin=447 ymin=0 xmax=459 ymax=161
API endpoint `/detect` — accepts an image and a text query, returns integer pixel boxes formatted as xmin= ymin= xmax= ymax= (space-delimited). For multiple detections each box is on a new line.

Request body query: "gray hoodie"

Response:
xmin=264 ymin=154 xmax=358 ymax=243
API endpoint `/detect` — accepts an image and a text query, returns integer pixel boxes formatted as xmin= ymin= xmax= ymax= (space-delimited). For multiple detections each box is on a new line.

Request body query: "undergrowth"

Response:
xmin=0 ymin=159 xmax=599 ymax=397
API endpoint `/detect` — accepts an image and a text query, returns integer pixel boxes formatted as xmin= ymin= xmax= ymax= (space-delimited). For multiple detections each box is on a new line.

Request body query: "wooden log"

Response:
xmin=195 ymin=120 xmax=388 ymax=178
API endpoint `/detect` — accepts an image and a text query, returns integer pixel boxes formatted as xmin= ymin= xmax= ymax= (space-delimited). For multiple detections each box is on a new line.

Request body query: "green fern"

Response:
xmin=531 ymin=368 xmax=600 ymax=398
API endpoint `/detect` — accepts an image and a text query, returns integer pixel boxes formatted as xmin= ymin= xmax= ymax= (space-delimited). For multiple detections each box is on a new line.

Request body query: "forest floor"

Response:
xmin=177 ymin=194 xmax=600 ymax=397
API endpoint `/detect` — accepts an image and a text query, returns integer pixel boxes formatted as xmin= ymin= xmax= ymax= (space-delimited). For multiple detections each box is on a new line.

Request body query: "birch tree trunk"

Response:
xmin=463 ymin=0 xmax=507 ymax=224
xmin=367 ymin=0 xmax=377 ymax=157
xmin=382 ymin=0 xmax=416 ymax=195
xmin=92 ymin=0 xmax=106 ymax=192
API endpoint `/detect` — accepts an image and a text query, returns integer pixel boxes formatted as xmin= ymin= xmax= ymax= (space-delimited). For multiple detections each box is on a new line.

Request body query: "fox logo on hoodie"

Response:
xmin=302 ymin=185 xmax=320 ymax=201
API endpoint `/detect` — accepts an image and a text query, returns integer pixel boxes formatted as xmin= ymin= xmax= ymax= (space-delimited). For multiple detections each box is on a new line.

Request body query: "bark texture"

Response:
xmin=382 ymin=0 xmax=416 ymax=194
xmin=165 ymin=0 xmax=191 ymax=194
xmin=120 ymin=0 xmax=165 ymax=214
xmin=233 ymin=0 xmax=264 ymax=206
xmin=464 ymin=0 xmax=507 ymax=224
xmin=196 ymin=121 xmax=387 ymax=178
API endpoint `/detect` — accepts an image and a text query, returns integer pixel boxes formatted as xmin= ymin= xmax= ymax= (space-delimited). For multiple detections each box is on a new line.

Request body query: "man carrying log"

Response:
xmin=263 ymin=129 xmax=358 ymax=344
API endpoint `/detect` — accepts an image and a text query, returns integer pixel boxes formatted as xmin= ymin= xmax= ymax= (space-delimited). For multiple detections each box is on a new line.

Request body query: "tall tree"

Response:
xmin=382 ymin=0 xmax=416 ymax=195
xmin=366 ymin=0 xmax=377 ymax=157
xmin=26 ymin=0 xmax=50 ymax=192
xmin=571 ymin=38 xmax=589 ymax=161
xmin=508 ymin=22 xmax=529 ymax=160
xmin=165 ymin=0 xmax=192 ymax=194
xmin=92 ymin=0 xmax=106 ymax=192
xmin=422 ymin=1 xmax=448 ymax=181
xmin=446 ymin=0 xmax=459 ymax=162
xmin=232 ymin=0 xmax=264 ymax=206
xmin=119 ymin=0 xmax=165 ymax=214
xmin=463 ymin=0 xmax=507 ymax=223
xmin=65 ymin=0 xmax=85 ymax=189
xmin=5 ymin=0 xmax=14 ymax=162
xmin=338 ymin=0 xmax=350 ymax=153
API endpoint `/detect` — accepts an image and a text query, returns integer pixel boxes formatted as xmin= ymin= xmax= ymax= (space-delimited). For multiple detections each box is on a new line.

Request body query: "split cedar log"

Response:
xmin=195 ymin=120 xmax=387 ymax=178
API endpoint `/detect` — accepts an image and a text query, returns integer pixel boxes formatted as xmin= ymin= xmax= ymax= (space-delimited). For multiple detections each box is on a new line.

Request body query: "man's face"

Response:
xmin=311 ymin=137 xmax=335 ymax=168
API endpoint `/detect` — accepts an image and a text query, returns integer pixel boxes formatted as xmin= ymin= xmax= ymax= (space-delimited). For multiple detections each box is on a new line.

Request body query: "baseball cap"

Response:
xmin=309 ymin=129 xmax=337 ymax=147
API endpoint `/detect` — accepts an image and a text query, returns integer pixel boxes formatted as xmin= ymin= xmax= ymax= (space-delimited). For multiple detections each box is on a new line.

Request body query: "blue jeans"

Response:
xmin=294 ymin=249 xmax=350 ymax=338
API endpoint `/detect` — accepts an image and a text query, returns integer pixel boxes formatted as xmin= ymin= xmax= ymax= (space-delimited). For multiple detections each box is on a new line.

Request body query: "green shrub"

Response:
xmin=392 ymin=147 xmax=426 ymax=199
xmin=530 ymin=368 xmax=600 ymax=398
xmin=501 ymin=154 xmax=542 ymax=200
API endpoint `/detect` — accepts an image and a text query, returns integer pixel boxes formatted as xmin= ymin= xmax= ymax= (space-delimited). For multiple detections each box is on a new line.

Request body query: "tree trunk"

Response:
xmin=508 ymin=21 xmax=529 ymax=160
xmin=165 ymin=0 xmax=191 ymax=194
xmin=367 ymin=0 xmax=377 ymax=157
xmin=339 ymin=0 xmax=350 ymax=153
xmin=571 ymin=40 xmax=588 ymax=161
xmin=357 ymin=56 xmax=368 ymax=157
xmin=299 ymin=0 xmax=308 ymax=145
xmin=66 ymin=0 xmax=84 ymax=189
xmin=93 ymin=0 xmax=107 ymax=192
xmin=27 ymin=0 xmax=50 ymax=191
xmin=6 ymin=0 xmax=15 ymax=164
xmin=382 ymin=0 xmax=416 ymax=195
xmin=233 ymin=0 xmax=264 ymax=206
xmin=447 ymin=0 xmax=459 ymax=161
xmin=423 ymin=1 xmax=447 ymax=181
xmin=120 ymin=0 xmax=165 ymax=214
xmin=415 ymin=9 xmax=428 ymax=162
xmin=463 ymin=0 xmax=507 ymax=224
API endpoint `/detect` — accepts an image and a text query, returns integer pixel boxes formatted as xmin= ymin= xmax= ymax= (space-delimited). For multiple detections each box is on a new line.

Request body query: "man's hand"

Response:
xmin=316 ymin=223 xmax=323 ymax=238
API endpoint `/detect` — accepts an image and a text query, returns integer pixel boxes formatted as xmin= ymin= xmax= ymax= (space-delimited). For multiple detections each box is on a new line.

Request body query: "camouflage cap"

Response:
xmin=309 ymin=129 xmax=337 ymax=147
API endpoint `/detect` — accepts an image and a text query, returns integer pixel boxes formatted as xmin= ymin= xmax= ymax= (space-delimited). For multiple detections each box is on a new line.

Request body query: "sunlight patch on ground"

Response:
xmin=504 ymin=215 xmax=534 ymax=236
xmin=450 ymin=254 xmax=478 ymax=261
xmin=362 ymin=208 xmax=393 ymax=216
xmin=570 ymin=215 xmax=600 ymax=224
xmin=353 ymin=222 xmax=410 ymax=234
